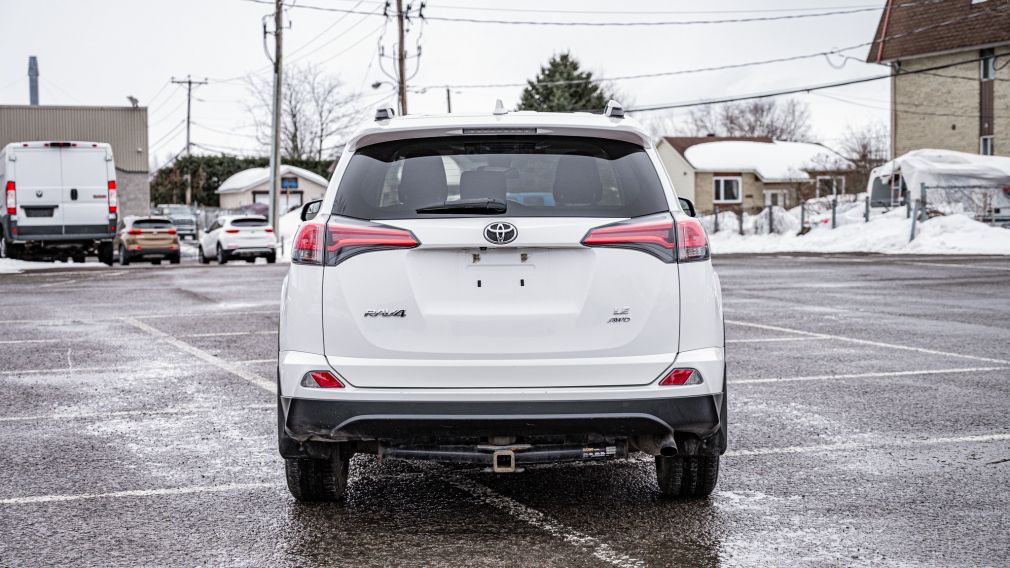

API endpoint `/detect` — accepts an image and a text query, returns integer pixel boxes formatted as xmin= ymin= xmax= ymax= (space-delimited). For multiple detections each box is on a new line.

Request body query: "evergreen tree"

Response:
xmin=517 ymin=53 xmax=611 ymax=112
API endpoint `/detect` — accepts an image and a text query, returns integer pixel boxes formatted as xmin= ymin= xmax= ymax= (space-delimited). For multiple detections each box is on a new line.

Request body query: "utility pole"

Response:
xmin=265 ymin=0 xmax=285 ymax=236
xmin=396 ymin=0 xmax=408 ymax=115
xmin=171 ymin=75 xmax=208 ymax=205
xmin=445 ymin=86 xmax=452 ymax=113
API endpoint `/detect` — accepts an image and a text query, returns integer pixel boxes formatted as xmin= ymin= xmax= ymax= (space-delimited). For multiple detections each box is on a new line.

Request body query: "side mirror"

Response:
xmin=678 ymin=197 xmax=697 ymax=218
xmin=301 ymin=199 xmax=323 ymax=222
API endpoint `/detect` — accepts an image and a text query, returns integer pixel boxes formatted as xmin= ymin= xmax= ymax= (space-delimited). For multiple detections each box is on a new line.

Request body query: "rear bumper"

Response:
xmin=127 ymin=247 xmax=179 ymax=258
xmin=281 ymin=394 xmax=724 ymax=443
xmin=226 ymin=247 xmax=275 ymax=256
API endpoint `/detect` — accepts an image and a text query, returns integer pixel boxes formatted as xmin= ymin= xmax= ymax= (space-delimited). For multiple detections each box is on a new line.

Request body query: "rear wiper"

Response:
xmin=415 ymin=198 xmax=507 ymax=215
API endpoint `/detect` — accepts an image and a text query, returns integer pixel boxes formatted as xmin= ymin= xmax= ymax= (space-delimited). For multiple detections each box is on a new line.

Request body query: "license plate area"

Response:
xmin=23 ymin=207 xmax=56 ymax=218
xmin=465 ymin=249 xmax=536 ymax=292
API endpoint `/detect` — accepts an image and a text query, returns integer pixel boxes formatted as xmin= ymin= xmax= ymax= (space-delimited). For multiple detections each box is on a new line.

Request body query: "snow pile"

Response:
xmin=276 ymin=208 xmax=303 ymax=261
xmin=0 ymin=258 xmax=106 ymax=274
xmin=709 ymin=209 xmax=1010 ymax=255
xmin=702 ymin=207 xmax=800 ymax=235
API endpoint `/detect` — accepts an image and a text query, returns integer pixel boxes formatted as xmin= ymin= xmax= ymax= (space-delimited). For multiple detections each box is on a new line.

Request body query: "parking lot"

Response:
xmin=1 ymin=254 xmax=1008 ymax=567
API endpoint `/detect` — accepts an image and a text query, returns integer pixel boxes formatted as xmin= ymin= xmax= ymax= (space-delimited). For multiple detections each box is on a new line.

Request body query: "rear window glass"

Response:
xmin=231 ymin=218 xmax=269 ymax=227
xmin=133 ymin=219 xmax=173 ymax=229
xmin=331 ymin=136 xmax=668 ymax=219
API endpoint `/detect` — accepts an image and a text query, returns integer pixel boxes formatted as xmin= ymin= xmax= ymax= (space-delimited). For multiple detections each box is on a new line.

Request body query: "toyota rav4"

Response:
xmin=278 ymin=102 xmax=726 ymax=501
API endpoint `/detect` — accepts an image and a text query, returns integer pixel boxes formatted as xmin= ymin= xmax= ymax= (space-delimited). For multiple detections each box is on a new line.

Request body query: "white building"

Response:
xmin=216 ymin=164 xmax=328 ymax=211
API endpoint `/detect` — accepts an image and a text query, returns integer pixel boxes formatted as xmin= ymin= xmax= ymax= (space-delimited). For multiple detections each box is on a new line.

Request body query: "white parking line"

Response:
xmin=901 ymin=261 xmax=1010 ymax=272
xmin=726 ymin=319 xmax=1010 ymax=365
xmin=179 ymin=330 xmax=278 ymax=338
xmin=728 ymin=433 xmax=1010 ymax=457
xmin=0 ymin=483 xmax=276 ymax=505
xmin=0 ymin=358 xmax=274 ymax=377
xmin=734 ymin=366 xmax=1010 ymax=384
xmin=0 ymin=404 xmax=274 ymax=423
xmin=727 ymin=337 xmax=828 ymax=344
xmin=447 ymin=474 xmax=644 ymax=568
xmin=0 ymin=309 xmax=279 ymax=325
xmin=122 ymin=318 xmax=276 ymax=393
xmin=0 ymin=338 xmax=64 ymax=345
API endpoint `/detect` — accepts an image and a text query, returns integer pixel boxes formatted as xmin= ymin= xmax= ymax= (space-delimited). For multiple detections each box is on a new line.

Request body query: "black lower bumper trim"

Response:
xmin=282 ymin=394 xmax=723 ymax=443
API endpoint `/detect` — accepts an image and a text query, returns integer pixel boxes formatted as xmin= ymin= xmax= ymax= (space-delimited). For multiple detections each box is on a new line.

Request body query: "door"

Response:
xmin=13 ymin=148 xmax=64 ymax=230
xmin=59 ymin=147 xmax=111 ymax=232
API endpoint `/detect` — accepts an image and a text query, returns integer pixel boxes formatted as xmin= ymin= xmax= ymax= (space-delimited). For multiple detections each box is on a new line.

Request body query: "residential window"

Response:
xmin=981 ymin=136 xmax=994 ymax=156
xmin=816 ymin=175 xmax=845 ymax=198
xmin=713 ymin=176 xmax=742 ymax=203
xmin=981 ymin=49 xmax=996 ymax=81
xmin=281 ymin=176 xmax=299 ymax=189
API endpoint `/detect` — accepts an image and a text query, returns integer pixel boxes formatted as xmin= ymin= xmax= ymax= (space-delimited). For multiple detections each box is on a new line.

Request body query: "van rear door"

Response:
xmin=13 ymin=147 xmax=64 ymax=230
xmin=60 ymin=146 xmax=112 ymax=234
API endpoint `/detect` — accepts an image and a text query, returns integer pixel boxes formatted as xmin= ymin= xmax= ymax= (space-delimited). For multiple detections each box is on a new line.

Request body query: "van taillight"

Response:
xmin=581 ymin=213 xmax=709 ymax=263
xmin=5 ymin=181 xmax=14 ymax=214
xmin=107 ymin=181 xmax=117 ymax=214
xmin=291 ymin=216 xmax=420 ymax=266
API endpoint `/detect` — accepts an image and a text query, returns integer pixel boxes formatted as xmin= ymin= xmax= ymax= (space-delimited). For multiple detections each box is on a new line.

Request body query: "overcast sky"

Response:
xmin=1 ymin=0 xmax=890 ymax=165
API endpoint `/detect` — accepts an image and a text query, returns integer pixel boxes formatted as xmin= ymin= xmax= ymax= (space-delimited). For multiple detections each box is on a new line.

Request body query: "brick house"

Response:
xmin=657 ymin=136 xmax=854 ymax=213
xmin=867 ymin=0 xmax=1010 ymax=158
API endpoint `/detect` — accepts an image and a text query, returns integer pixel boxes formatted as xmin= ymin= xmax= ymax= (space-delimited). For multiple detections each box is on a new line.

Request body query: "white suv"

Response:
xmin=198 ymin=215 xmax=277 ymax=264
xmin=278 ymin=103 xmax=726 ymax=501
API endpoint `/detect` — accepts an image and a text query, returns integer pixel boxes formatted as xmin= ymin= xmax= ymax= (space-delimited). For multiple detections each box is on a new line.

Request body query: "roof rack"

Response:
xmin=375 ymin=106 xmax=396 ymax=121
xmin=603 ymin=100 xmax=625 ymax=118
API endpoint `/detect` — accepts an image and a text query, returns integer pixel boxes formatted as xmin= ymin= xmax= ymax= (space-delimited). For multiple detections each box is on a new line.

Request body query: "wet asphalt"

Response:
xmin=1 ymin=254 xmax=1008 ymax=567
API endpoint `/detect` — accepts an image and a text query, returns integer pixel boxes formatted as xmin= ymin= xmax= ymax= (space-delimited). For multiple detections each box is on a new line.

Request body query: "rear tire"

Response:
xmin=266 ymin=252 xmax=276 ymax=264
xmin=152 ymin=259 xmax=162 ymax=265
xmin=98 ymin=242 xmax=114 ymax=266
xmin=72 ymin=253 xmax=86 ymax=264
xmin=285 ymin=454 xmax=350 ymax=502
xmin=656 ymin=455 xmax=720 ymax=499
xmin=217 ymin=245 xmax=228 ymax=265
xmin=0 ymin=236 xmax=14 ymax=259
xmin=169 ymin=254 xmax=181 ymax=265
xmin=198 ymin=246 xmax=209 ymax=264
xmin=118 ymin=245 xmax=130 ymax=266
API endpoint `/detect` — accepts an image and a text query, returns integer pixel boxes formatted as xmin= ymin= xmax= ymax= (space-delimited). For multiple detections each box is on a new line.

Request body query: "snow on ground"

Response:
xmin=709 ymin=208 xmax=1010 ymax=255
xmin=0 ymin=258 xmax=106 ymax=274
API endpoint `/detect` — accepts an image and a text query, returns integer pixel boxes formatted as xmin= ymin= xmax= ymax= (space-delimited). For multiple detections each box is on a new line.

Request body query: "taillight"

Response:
xmin=658 ymin=368 xmax=703 ymax=386
xmin=300 ymin=370 xmax=345 ymax=388
xmin=5 ymin=181 xmax=15 ymax=215
xmin=291 ymin=221 xmax=325 ymax=264
xmin=107 ymin=180 xmax=117 ymax=214
xmin=167 ymin=228 xmax=177 ymax=235
xmin=127 ymin=229 xmax=143 ymax=235
xmin=581 ymin=212 xmax=676 ymax=262
xmin=292 ymin=216 xmax=419 ymax=266
xmin=264 ymin=227 xmax=274 ymax=233
xmin=225 ymin=228 xmax=240 ymax=234
xmin=675 ymin=215 xmax=710 ymax=262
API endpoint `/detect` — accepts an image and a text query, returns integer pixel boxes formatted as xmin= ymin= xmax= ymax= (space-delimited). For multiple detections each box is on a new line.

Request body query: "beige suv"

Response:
xmin=115 ymin=216 xmax=181 ymax=265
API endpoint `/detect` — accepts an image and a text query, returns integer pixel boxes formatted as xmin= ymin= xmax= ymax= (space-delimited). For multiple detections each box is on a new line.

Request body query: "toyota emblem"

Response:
xmin=483 ymin=222 xmax=517 ymax=245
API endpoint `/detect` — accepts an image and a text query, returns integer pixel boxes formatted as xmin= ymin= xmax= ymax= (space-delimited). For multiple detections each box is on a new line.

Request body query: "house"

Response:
xmin=0 ymin=105 xmax=150 ymax=216
xmin=657 ymin=136 xmax=853 ymax=213
xmin=866 ymin=0 xmax=1010 ymax=158
xmin=216 ymin=164 xmax=328 ymax=211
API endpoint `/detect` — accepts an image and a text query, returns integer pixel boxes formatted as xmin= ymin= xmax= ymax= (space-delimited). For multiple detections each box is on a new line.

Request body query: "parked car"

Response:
xmin=198 ymin=215 xmax=277 ymax=264
xmin=115 ymin=216 xmax=180 ymax=265
xmin=277 ymin=103 xmax=726 ymax=502
xmin=153 ymin=204 xmax=198 ymax=240
xmin=1 ymin=141 xmax=116 ymax=264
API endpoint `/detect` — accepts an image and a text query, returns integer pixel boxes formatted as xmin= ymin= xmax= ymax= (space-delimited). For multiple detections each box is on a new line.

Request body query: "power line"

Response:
xmin=625 ymin=54 xmax=994 ymax=113
xmin=149 ymin=119 xmax=187 ymax=151
xmin=238 ymin=0 xmax=880 ymax=26
xmin=421 ymin=2 xmax=883 ymax=15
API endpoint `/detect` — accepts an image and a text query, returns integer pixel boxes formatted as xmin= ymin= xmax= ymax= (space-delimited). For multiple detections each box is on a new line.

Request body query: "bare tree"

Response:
xmin=837 ymin=121 xmax=890 ymax=193
xmin=677 ymin=98 xmax=813 ymax=141
xmin=247 ymin=64 xmax=360 ymax=161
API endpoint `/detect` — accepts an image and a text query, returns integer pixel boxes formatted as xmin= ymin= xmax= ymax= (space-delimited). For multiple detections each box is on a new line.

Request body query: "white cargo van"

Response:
xmin=1 ymin=141 xmax=117 ymax=264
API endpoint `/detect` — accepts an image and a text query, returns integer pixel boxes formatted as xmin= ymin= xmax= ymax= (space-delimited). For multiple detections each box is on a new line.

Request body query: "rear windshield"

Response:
xmin=331 ymin=135 xmax=668 ymax=219
xmin=231 ymin=218 xmax=269 ymax=227
xmin=133 ymin=219 xmax=173 ymax=229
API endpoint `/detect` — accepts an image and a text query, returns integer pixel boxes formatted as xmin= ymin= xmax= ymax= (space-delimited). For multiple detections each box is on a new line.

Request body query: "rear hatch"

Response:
xmin=12 ymin=147 xmax=64 ymax=230
xmin=226 ymin=217 xmax=275 ymax=248
xmin=59 ymin=146 xmax=112 ymax=234
xmin=320 ymin=135 xmax=679 ymax=388
xmin=130 ymin=219 xmax=177 ymax=250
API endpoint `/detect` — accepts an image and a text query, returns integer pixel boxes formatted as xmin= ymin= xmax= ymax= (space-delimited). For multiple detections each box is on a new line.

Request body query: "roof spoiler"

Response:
xmin=604 ymin=100 xmax=625 ymax=118
xmin=375 ymin=107 xmax=396 ymax=121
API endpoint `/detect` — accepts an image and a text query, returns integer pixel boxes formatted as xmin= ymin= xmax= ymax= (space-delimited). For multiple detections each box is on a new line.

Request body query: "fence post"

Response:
xmin=864 ymin=195 xmax=870 ymax=222
xmin=714 ymin=206 xmax=719 ymax=233
xmin=906 ymin=197 xmax=911 ymax=218
xmin=831 ymin=198 xmax=837 ymax=229
xmin=768 ymin=206 xmax=774 ymax=234
xmin=920 ymin=184 xmax=928 ymax=222
xmin=800 ymin=202 xmax=805 ymax=230
xmin=909 ymin=199 xmax=920 ymax=242
xmin=738 ymin=209 xmax=744 ymax=236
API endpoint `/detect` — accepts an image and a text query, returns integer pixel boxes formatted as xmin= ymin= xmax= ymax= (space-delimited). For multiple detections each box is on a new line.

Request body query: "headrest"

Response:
xmin=399 ymin=156 xmax=448 ymax=208
xmin=553 ymin=155 xmax=603 ymax=206
xmin=459 ymin=170 xmax=507 ymax=202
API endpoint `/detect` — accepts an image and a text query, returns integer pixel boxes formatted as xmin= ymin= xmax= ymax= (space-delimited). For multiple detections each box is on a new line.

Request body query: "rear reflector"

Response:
xmin=301 ymin=370 xmax=345 ymax=388
xmin=107 ymin=181 xmax=117 ymax=214
xmin=658 ymin=368 xmax=703 ymax=386
xmin=5 ymin=181 xmax=15 ymax=215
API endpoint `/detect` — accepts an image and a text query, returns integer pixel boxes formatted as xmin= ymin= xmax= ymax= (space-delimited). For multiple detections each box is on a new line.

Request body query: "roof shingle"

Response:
xmin=867 ymin=0 xmax=1010 ymax=63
